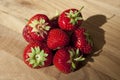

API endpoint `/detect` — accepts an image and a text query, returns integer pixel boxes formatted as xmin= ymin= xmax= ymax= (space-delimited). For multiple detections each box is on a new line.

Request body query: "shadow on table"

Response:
xmin=76 ymin=14 xmax=107 ymax=70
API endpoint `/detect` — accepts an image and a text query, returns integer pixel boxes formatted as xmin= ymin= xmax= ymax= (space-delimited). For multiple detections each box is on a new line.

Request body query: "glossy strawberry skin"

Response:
xmin=23 ymin=14 xmax=51 ymax=43
xmin=27 ymin=14 xmax=50 ymax=25
xmin=47 ymin=29 xmax=69 ymax=49
xmin=23 ymin=43 xmax=53 ymax=68
xmin=53 ymin=48 xmax=71 ymax=73
xmin=23 ymin=25 xmax=42 ymax=43
xmin=72 ymin=28 xmax=93 ymax=54
xmin=58 ymin=9 xmax=83 ymax=31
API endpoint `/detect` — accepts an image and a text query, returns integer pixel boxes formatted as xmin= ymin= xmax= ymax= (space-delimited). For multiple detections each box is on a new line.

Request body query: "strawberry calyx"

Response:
xmin=29 ymin=19 xmax=50 ymax=38
xmin=84 ymin=32 xmax=93 ymax=47
xmin=26 ymin=46 xmax=48 ymax=68
xmin=65 ymin=6 xmax=84 ymax=25
xmin=68 ymin=48 xmax=85 ymax=71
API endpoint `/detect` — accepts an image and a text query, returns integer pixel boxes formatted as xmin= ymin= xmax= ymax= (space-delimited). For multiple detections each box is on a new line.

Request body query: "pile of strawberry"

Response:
xmin=22 ymin=7 xmax=93 ymax=74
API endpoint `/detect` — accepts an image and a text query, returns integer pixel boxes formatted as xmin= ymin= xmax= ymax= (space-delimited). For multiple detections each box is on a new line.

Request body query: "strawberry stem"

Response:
xmin=79 ymin=6 xmax=84 ymax=12
xmin=29 ymin=19 xmax=50 ymax=38
xmin=55 ymin=10 xmax=59 ymax=17
xmin=66 ymin=7 xmax=83 ymax=25
xmin=25 ymin=18 xmax=29 ymax=22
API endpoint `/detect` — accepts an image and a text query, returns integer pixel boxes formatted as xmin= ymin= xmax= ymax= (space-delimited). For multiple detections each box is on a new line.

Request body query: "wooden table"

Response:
xmin=0 ymin=0 xmax=120 ymax=80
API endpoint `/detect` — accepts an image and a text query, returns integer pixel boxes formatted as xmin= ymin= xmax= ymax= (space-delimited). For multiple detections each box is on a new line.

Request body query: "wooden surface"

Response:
xmin=0 ymin=0 xmax=120 ymax=80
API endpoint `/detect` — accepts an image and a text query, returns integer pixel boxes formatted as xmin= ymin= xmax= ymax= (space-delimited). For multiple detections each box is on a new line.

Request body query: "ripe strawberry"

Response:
xmin=53 ymin=47 xmax=85 ymax=73
xmin=58 ymin=7 xmax=83 ymax=31
xmin=23 ymin=14 xmax=51 ymax=43
xmin=72 ymin=28 xmax=93 ymax=54
xmin=23 ymin=42 xmax=53 ymax=68
xmin=47 ymin=29 xmax=69 ymax=49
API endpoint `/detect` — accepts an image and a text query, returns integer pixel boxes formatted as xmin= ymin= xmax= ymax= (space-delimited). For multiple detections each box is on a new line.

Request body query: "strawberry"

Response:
xmin=23 ymin=14 xmax=51 ymax=43
xmin=50 ymin=16 xmax=59 ymax=28
xmin=72 ymin=28 xmax=93 ymax=54
xmin=47 ymin=29 xmax=69 ymax=49
xmin=23 ymin=42 xmax=53 ymax=68
xmin=58 ymin=7 xmax=83 ymax=31
xmin=53 ymin=47 xmax=85 ymax=73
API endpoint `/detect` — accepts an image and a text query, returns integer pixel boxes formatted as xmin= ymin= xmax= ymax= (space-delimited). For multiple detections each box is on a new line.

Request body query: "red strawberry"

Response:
xmin=23 ymin=14 xmax=51 ymax=43
xmin=53 ymin=47 xmax=85 ymax=73
xmin=72 ymin=28 xmax=93 ymax=54
xmin=23 ymin=42 xmax=53 ymax=68
xmin=58 ymin=7 xmax=83 ymax=31
xmin=47 ymin=29 xmax=69 ymax=49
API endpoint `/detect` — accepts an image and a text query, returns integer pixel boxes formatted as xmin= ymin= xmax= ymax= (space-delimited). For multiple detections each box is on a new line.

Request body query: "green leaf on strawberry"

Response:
xmin=65 ymin=10 xmax=83 ymax=25
xmin=27 ymin=46 xmax=48 ymax=68
xmin=23 ymin=14 xmax=52 ymax=43
xmin=29 ymin=19 xmax=50 ymax=38
xmin=53 ymin=47 xmax=85 ymax=73
xmin=84 ymin=32 xmax=94 ymax=47
xmin=58 ymin=7 xmax=84 ymax=31
xmin=69 ymin=48 xmax=85 ymax=70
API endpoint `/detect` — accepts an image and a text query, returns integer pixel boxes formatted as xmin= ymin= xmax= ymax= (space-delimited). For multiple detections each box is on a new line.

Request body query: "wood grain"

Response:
xmin=0 ymin=0 xmax=120 ymax=80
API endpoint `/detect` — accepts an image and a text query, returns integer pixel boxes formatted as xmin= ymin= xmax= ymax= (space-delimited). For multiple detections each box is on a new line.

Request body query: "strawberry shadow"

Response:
xmin=76 ymin=14 xmax=107 ymax=70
